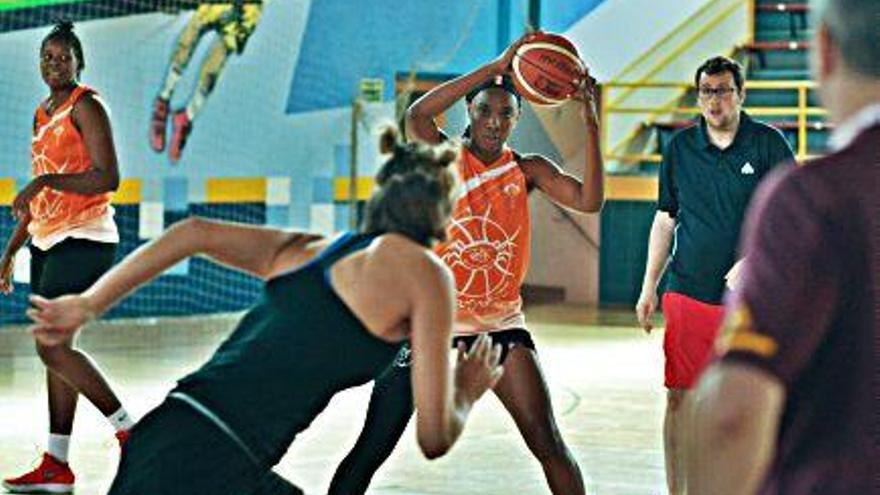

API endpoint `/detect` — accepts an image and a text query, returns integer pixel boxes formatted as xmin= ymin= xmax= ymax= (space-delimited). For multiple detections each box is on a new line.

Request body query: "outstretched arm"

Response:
xmin=28 ymin=217 xmax=321 ymax=339
xmin=408 ymin=255 xmax=502 ymax=458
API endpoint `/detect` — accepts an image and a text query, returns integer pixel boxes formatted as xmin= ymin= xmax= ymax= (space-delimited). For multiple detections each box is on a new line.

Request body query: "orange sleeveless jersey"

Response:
xmin=435 ymin=146 xmax=530 ymax=333
xmin=29 ymin=85 xmax=116 ymax=247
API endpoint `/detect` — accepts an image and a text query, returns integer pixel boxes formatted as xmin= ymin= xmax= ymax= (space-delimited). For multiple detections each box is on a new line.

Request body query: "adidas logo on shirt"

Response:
xmin=741 ymin=162 xmax=755 ymax=175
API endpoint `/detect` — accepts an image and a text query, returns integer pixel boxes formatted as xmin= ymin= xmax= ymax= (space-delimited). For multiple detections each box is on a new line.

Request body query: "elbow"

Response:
xmin=575 ymin=195 xmax=605 ymax=214
xmin=418 ymin=435 xmax=452 ymax=460
xmin=175 ymin=216 xmax=209 ymax=240
xmin=403 ymin=107 xmax=419 ymax=138
xmin=403 ymin=106 xmax=431 ymax=142
xmin=168 ymin=216 xmax=211 ymax=253
xmin=98 ymin=169 xmax=120 ymax=193
xmin=107 ymin=176 xmax=120 ymax=193
xmin=416 ymin=423 xmax=454 ymax=460
xmin=703 ymin=401 xmax=752 ymax=447
xmin=404 ymin=105 xmax=423 ymax=123
xmin=583 ymin=198 xmax=605 ymax=213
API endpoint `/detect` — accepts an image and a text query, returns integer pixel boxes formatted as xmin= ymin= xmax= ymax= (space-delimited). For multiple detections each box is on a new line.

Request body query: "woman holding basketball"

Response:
xmin=330 ymin=33 xmax=603 ymax=495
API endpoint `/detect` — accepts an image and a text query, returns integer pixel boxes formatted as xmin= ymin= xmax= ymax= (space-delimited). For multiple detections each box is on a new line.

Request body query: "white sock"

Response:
xmin=106 ymin=407 xmax=135 ymax=432
xmin=159 ymin=69 xmax=181 ymax=101
xmin=185 ymin=89 xmax=206 ymax=121
xmin=47 ymin=434 xmax=70 ymax=463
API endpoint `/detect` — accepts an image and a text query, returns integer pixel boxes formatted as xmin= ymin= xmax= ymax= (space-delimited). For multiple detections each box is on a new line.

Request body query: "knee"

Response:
xmin=523 ymin=418 xmax=570 ymax=463
xmin=667 ymin=390 xmax=687 ymax=412
xmin=35 ymin=342 xmax=73 ymax=369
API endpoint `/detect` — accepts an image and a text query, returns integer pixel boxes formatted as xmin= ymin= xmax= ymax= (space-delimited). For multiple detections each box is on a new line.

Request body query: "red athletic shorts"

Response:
xmin=661 ymin=291 xmax=724 ymax=389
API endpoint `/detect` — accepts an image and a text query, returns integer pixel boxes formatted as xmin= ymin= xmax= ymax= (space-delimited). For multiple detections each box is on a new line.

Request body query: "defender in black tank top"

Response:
xmin=109 ymin=233 xmax=403 ymax=494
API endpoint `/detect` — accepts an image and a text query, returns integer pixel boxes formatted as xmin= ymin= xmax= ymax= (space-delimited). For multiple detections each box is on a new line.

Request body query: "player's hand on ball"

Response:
xmin=493 ymin=31 xmax=539 ymax=76
xmin=572 ymin=70 xmax=599 ymax=124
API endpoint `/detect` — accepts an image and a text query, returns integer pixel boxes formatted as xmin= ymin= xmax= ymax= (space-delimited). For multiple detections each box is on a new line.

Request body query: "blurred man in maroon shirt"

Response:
xmin=686 ymin=0 xmax=880 ymax=493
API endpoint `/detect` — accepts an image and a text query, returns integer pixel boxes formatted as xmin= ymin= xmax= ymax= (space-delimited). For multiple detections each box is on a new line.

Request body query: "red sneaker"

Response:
xmin=168 ymin=110 xmax=193 ymax=163
xmin=115 ymin=430 xmax=130 ymax=447
xmin=149 ymin=97 xmax=170 ymax=152
xmin=2 ymin=453 xmax=75 ymax=493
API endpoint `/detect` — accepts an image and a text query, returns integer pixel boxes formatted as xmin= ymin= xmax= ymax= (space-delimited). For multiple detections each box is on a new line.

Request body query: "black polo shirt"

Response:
xmin=658 ymin=112 xmax=794 ymax=304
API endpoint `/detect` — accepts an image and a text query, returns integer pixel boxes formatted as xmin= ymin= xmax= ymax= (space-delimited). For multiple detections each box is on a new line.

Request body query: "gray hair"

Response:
xmin=812 ymin=0 xmax=880 ymax=77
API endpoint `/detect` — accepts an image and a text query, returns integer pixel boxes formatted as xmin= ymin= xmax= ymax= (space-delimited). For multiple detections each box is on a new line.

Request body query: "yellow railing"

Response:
xmin=613 ymin=1 xmax=722 ymax=82
xmin=609 ymin=0 xmax=748 ymax=109
xmin=747 ymin=0 xmax=756 ymax=42
xmin=602 ymin=80 xmax=825 ymax=163
xmin=598 ymin=0 xmax=753 ymax=172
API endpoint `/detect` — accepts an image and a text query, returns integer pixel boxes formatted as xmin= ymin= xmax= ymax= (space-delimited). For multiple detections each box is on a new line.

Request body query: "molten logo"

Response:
xmin=538 ymin=53 xmax=580 ymax=77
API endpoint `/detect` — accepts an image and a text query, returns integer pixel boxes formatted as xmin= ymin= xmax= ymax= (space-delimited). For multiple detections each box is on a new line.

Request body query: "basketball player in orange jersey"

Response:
xmin=0 ymin=21 xmax=133 ymax=494
xmin=329 ymin=33 xmax=603 ymax=495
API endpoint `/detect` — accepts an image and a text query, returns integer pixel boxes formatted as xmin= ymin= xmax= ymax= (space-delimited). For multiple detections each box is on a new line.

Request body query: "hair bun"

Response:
xmin=54 ymin=19 xmax=75 ymax=32
xmin=435 ymin=145 xmax=457 ymax=168
xmin=379 ymin=127 xmax=400 ymax=155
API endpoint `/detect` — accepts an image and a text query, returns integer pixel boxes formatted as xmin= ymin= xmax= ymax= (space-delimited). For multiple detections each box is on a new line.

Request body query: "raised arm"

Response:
xmin=27 ymin=217 xmax=321 ymax=339
xmin=407 ymin=254 xmax=502 ymax=458
xmin=405 ymin=33 xmax=533 ymax=144
xmin=519 ymin=77 xmax=605 ymax=213
xmin=12 ymin=93 xmax=120 ymax=218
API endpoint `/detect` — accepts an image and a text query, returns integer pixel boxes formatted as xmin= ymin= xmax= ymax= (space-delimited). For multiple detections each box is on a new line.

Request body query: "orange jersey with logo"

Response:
xmin=435 ymin=147 xmax=530 ymax=333
xmin=29 ymin=85 xmax=115 ymax=244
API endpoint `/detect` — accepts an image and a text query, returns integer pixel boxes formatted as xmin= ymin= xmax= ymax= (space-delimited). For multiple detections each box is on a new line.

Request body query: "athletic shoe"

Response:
xmin=168 ymin=110 xmax=192 ymax=163
xmin=115 ymin=430 xmax=130 ymax=447
xmin=2 ymin=453 xmax=75 ymax=493
xmin=149 ymin=97 xmax=170 ymax=152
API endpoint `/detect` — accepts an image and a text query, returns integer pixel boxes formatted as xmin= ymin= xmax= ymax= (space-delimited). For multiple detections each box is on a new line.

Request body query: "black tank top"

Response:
xmin=174 ymin=232 xmax=404 ymax=466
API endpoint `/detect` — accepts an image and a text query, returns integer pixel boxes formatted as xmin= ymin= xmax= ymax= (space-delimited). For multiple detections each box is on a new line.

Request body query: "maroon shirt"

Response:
xmin=718 ymin=124 xmax=880 ymax=494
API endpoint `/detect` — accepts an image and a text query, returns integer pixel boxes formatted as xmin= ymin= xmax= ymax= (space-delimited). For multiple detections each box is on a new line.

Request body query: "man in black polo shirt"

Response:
xmin=635 ymin=56 xmax=793 ymax=494
xmin=688 ymin=0 xmax=880 ymax=493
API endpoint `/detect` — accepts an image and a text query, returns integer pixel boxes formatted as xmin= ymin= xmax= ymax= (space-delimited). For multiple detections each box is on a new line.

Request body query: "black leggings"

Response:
xmin=30 ymin=238 xmax=116 ymax=298
xmin=108 ymin=399 xmax=302 ymax=495
xmin=328 ymin=329 xmax=535 ymax=495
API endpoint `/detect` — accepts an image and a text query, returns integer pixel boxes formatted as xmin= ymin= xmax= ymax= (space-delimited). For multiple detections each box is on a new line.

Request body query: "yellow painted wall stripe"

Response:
xmin=0 ymin=179 xmax=142 ymax=205
xmin=606 ymin=176 xmax=658 ymax=201
xmin=112 ymin=178 xmax=142 ymax=205
xmin=0 ymin=179 xmax=16 ymax=206
xmin=0 ymin=176 xmax=659 ymax=204
xmin=206 ymin=178 xmax=267 ymax=203
xmin=334 ymin=177 xmax=375 ymax=201
xmin=0 ymin=177 xmax=660 ymax=204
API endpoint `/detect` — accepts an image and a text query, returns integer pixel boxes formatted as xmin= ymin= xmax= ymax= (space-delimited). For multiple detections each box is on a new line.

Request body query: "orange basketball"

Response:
xmin=511 ymin=32 xmax=586 ymax=106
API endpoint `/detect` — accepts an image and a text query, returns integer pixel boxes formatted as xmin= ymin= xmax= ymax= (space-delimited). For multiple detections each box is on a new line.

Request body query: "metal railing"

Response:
xmin=601 ymin=80 xmax=824 ymax=164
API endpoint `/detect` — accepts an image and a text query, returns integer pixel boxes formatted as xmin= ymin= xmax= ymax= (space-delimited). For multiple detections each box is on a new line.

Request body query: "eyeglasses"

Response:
xmin=698 ymin=86 xmax=737 ymax=100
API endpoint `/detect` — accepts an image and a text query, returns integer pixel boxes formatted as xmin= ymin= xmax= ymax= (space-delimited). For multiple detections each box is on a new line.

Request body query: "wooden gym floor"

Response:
xmin=0 ymin=305 xmax=667 ymax=494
